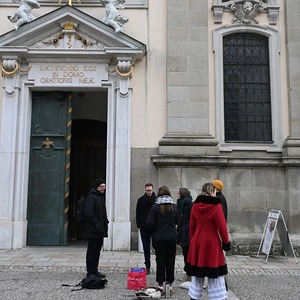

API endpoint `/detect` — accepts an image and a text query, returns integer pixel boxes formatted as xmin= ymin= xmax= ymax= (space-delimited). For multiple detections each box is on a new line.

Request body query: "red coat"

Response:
xmin=187 ymin=195 xmax=230 ymax=278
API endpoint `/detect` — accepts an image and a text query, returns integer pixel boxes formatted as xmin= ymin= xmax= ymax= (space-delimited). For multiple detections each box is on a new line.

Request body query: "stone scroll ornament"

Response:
xmin=8 ymin=0 xmax=40 ymax=30
xmin=100 ymin=0 xmax=129 ymax=33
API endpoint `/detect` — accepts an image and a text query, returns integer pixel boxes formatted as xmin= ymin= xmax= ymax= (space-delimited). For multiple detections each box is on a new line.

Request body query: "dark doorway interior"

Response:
xmin=68 ymin=92 xmax=107 ymax=241
xmin=68 ymin=119 xmax=107 ymax=240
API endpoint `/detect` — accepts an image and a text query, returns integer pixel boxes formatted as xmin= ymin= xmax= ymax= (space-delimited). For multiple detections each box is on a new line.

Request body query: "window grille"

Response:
xmin=223 ymin=33 xmax=272 ymax=143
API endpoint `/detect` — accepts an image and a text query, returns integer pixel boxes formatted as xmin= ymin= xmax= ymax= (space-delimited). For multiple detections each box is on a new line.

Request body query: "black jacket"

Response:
xmin=216 ymin=191 xmax=228 ymax=222
xmin=84 ymin=188 xmax=109 ymax=239
xmin=177 ymin=196 xmax=193 ymax=247
xmin=147 ymin=196 xmax=180 ymax=241
xmin=136 ymin=192 xmax=157 ymax=230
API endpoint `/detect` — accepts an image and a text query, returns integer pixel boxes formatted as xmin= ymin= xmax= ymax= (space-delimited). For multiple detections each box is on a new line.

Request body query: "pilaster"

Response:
xmin=104 ymin=60 xmax=133 ymax=251
xmin=283 ymin=1 xmax=300 ymax=158
xmin=0 ymin=57 xmax=30 ymax=249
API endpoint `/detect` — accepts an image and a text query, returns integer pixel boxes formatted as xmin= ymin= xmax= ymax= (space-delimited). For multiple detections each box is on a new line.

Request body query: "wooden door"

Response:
xmin=27 ymin=91 xmax=71 ymax=245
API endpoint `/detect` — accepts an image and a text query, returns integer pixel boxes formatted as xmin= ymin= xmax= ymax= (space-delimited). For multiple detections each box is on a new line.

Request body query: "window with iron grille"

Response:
xmin=223 ymin=33 xmax=273 ymax=143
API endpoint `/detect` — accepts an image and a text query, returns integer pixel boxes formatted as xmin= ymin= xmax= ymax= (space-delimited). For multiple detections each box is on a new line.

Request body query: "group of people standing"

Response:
xmin=81 ymin=177 xmax=230 ymax=300
xmin=136 ymin=180 xmax=230 ymax=300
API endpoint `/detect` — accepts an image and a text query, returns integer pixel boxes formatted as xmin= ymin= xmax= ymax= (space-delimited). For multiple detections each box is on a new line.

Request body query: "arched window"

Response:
xmin=223 ymin=33 xmax=272 ymax=143
xmin=214 ymin=26 xmax=282 ymax=151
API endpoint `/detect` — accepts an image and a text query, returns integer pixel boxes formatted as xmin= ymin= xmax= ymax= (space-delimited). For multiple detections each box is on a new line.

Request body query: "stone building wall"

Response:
xmin=130 ymin=0 xmax=300 ymax=254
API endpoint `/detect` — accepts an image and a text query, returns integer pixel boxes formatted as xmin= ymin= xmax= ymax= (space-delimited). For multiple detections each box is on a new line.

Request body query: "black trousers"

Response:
xmin=86 ymin=238 xmax=103 ymax=276
xmin=154 ymin=239 xmax=176 ymax=285
xmin=140 ymin=228 xmax=155 ymax=269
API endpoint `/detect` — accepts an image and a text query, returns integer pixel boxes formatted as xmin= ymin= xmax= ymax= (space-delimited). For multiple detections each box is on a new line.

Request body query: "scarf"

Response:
xmin=155 ymin=195 xmax=174 ymax=204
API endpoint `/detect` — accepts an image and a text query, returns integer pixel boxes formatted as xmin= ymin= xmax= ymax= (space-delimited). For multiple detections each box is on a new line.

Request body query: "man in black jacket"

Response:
xmin=84 ymin=178 xmax=109 ymax=278
xmin=136 ymin=183 xmax=156 ymax=275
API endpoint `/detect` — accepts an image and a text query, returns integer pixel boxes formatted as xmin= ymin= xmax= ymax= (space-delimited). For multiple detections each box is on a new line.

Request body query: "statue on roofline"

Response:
xmin=100 ymin=0 xmax=129 ymax=33
xmin=8 ymin=0 xmax=40 ymax=30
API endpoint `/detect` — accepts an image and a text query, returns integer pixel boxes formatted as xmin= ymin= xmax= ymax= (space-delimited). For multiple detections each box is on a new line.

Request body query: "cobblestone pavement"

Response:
xmin=0 ymin=245 xmax=299 ymax=300
xmin=227 ymin=255 xmax=300 ymax=300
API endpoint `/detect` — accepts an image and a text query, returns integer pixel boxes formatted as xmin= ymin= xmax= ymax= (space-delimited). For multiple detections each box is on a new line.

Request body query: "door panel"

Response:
xmin=27 ymin=92 xmax=70 ymax=246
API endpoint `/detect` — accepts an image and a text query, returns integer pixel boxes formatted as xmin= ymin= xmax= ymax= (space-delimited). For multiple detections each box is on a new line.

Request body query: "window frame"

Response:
xmin=213 ymin=25 xmax=283 ymax=152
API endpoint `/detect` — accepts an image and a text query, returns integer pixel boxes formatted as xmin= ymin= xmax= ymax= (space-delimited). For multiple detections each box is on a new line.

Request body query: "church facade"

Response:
xmin=0 ymin=0 xmax=299 ymax=253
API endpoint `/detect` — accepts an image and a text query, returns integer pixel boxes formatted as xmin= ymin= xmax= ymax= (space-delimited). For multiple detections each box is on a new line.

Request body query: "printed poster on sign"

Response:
xmin=261 ymin=210 xmax=280 ymax=255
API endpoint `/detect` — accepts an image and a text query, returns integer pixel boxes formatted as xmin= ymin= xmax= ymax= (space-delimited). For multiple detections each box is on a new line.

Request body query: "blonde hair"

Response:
xmin=200 ymin=183 xmax=216 ymax=196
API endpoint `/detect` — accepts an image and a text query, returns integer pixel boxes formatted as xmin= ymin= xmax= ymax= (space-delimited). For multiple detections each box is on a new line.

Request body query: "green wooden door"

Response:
xmin=27 ymin=92 xmax=71 ymax=246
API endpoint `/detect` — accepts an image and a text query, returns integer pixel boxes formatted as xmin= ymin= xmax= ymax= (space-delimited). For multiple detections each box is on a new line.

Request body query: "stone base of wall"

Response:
xmin=231 ymin=242 xmax=300 ymax=257
xmin=230 ymin=234 xmax=300 ymax=257
xmin=131 ymin=233 xmax=300 ymax=257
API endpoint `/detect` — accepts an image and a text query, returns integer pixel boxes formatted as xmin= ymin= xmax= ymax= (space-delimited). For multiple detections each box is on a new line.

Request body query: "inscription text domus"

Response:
xmin=29 ymin=63 xmax=108 ymax=86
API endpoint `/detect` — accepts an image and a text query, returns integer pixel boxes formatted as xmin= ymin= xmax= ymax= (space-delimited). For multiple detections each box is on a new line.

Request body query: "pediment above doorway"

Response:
xmin=0 ymin=5 xmax=146 ymax=63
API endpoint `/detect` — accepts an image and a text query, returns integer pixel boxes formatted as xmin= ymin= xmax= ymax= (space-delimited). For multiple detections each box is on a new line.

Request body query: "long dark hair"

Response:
xmin=157 ymin=185 xmax=174 ymax=214
xmin=157 ymin=185 xmax=171 ymax=197
xmin=178 ymin=187 xmax=190 ymax=199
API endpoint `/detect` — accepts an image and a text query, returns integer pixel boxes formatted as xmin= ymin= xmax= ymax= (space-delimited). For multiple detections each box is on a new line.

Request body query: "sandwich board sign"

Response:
xmin=257 ymin=210 xmax=298 ymax=264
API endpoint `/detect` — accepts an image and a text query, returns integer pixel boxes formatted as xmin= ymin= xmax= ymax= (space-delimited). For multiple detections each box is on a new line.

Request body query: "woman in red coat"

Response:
xmin=187 ymin=183 xmax=230 ymax=300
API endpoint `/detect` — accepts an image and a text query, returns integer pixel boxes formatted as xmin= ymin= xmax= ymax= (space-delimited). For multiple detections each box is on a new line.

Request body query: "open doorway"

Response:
xmin=68 ymin=91 xmax=107 ymax=241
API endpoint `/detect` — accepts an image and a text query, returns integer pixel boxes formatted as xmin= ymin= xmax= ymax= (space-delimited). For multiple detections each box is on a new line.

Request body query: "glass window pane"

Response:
xmin=223 ymin=33 xmax=272 ymax=143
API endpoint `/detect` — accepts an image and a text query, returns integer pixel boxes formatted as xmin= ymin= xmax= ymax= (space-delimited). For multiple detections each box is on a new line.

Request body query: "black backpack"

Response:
xmin=80 ymin=277 xmax=108 ymax=290
xmin=63 ymin=277 xmax=108 ymax=291
xmin=76 ymin=195 xmax=87 ymax=223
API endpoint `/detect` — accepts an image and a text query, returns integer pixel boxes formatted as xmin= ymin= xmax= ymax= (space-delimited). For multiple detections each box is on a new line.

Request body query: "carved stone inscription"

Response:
xmin=29 ymin=63 xmax=108 ymax=87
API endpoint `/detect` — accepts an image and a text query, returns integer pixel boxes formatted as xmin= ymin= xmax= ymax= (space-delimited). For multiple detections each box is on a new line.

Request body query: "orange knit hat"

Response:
xmin=212 ymin=179 xmax=224 ymax=191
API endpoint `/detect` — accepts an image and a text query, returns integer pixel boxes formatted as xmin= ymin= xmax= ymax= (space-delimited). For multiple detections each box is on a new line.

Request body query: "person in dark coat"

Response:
xmin=187 ymin=183 xmax=230 ymax=300
xmin=212 ymin=179 xmax=228 ymax=222
xmin=176 ymin=187 xmax=193 ymax=282
xmin=147 ymin=185 xmax=180 ymax=293
xmin=84 ymin=178 xmax=109 ymax=278
xmin=212 ymin=179 xmax=229 ymax=291
xmin=136 ymin=183 xmax=157 ymax=275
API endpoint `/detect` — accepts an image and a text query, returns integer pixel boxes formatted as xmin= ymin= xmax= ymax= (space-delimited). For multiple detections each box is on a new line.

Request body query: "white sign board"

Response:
xmin=261 ymin=210 xmax=280 ymax=254
xmin=257 ymin=210 xmax=298 ymax=263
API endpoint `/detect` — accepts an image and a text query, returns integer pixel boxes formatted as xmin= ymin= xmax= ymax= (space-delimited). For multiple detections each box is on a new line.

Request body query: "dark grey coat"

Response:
xmin=177 ymin=196 xmax=193 ymax=247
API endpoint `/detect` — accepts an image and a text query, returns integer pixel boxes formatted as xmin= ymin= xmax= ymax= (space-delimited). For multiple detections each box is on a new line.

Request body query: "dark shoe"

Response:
xmin=95 ymin=271 xmax=106 ymax=278
xmin=146 ymin=268 xmax=150 ymax=275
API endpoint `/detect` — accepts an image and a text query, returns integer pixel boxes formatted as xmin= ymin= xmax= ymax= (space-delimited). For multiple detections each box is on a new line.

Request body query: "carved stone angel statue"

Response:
xmin=231 ymin=1 xmax=263 ymax=24
xmin=100 ymin=0 xmax=129 ymax=33
xmin=8 ymin=0 xmax=40 ymax=30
